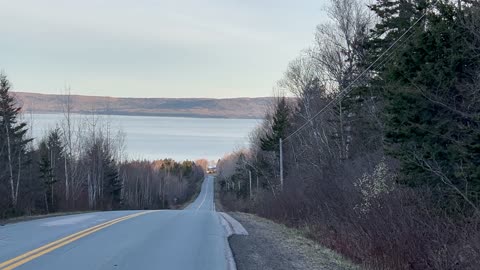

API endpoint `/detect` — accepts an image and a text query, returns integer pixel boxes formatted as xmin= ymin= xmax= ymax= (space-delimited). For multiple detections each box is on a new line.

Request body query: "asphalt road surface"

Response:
xmin=0 ymin=175 xmax=240 ymax=270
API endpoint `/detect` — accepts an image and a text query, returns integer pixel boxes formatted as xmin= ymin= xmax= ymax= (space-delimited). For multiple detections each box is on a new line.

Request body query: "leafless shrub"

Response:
xmin=217 ymin=1 xmax=480 ymax=269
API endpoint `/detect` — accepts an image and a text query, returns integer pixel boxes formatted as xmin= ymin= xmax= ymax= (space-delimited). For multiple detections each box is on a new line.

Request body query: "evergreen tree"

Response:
xmin=369 ymin=0 xmax=428 ymax=53
xmin=38 ymin=141 xmax=56 ymax=213
xmin=260 ymin=97 xmax=291 ymax=152
xmin=103 ymin=154 xmax=122 ymax=209
xmin=371 ymin=0 xmax=480 ymax=208
xmin=46 ymin=128 xmax=64 ymax=169
xmin=0 ymin=74 xmax=31 ymax=210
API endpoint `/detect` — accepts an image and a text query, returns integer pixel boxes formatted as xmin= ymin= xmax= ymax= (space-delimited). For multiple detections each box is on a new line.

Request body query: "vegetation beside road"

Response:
xmin=213 ymin=179 xmax=356 ymax=270
xmin=0 ymin=75 xmax=205 ymax=219
xmin=218 ymin=0 xmax=480 ymax=269
xmin=229 ymin=212 xmax=358 ymax=270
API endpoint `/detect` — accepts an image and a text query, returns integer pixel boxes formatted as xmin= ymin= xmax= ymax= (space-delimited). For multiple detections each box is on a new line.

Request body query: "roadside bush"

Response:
xmin=218 ymin=0 xmax=480 ymax=268
xmin=218 ymin=149 xmax=480 ymax=269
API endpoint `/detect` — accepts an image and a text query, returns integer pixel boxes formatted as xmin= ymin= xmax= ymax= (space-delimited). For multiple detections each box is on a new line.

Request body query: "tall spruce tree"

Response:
xmin=260 ymin=97 xmax=291 ymax=152
xmin=38 ymin=141 xmax=56 ymax=213
xmin=370 ymin=0 xmax=480 ymax=209
xmin=102 ymin=149 xmax=121 ymax=209
xmin=0 ymin=74 xmax=31 ymax=210
xmin=39 ymin=129 xmax=64 ymax=212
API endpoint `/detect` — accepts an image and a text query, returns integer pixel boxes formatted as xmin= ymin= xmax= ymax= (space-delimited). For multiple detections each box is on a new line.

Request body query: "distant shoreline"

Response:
xmin=23 ymin=111 xmax=263 ymax=121
xmin=14 ymin=91 xmax=271 ymax=119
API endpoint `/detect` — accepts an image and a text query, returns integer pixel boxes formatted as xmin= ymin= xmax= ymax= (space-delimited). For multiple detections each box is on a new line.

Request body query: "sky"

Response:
xmin=0 ymin=0 xmax=327 ymax=98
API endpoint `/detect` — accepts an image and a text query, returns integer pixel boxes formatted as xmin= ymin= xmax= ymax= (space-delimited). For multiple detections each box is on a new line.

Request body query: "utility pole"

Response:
xmin=249 ymin=170 xmax=252 ymax=198
xmin=279 ymin=138 xmax=284 ymax=192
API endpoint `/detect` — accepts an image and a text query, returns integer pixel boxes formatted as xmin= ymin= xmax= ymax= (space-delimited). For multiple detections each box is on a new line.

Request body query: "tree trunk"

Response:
xmin=339 ymin=101 xmax=347 ymax=160
xmin=5 ymin=122 xmax=16 ymax=208
xmin=44 ymin=192 xmax=49 ymax=214
xmin=64 ymin=155 xmax=69 ymax=207
xmin=51 ymin=184 xmax=54 ymax=211
xmin=15 ymin=152 xmax=21 ymax=207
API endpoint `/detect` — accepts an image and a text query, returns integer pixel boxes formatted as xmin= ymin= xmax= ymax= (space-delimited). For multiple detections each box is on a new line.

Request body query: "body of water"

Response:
xmin=26 ymin=113 xmax=260 ymax=161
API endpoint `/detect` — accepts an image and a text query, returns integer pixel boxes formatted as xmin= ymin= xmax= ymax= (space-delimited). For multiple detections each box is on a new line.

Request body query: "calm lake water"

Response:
xmin=26 ymin=113 xmax=260 ymax=161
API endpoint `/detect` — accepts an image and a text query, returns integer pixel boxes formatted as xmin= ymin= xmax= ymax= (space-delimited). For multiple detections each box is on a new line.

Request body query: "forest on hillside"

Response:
xmin=218 ymin=0 xmax=480 ymax=269
xmin=13 ymin=92 xmax=270 ymax=119
xmin=0 ymin=75 xmax=205 ymax=218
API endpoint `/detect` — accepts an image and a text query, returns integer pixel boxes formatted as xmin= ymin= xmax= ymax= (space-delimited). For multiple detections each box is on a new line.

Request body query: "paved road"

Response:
xmin=0 ymin=175 xmax=238 ymax=270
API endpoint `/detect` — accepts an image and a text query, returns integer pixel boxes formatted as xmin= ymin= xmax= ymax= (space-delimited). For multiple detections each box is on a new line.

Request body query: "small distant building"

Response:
xmin=207 ymin=166 xmax=217 ymax=174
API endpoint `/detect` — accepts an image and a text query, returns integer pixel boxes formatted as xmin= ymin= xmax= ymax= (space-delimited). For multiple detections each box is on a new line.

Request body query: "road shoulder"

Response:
xmin=228 ymin=212 xmax=358 ymax=270
xmin=0 ymin=211 xmax=95 ymax=226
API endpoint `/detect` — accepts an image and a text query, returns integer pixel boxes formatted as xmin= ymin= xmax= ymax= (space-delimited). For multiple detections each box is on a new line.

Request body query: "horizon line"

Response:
xmin=12 ymin=91 xmax=276 ymax=100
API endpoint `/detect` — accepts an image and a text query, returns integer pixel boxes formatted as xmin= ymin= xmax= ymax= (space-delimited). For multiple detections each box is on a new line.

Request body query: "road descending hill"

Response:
xmin=0 ymin=176 xmax=246 ymax=270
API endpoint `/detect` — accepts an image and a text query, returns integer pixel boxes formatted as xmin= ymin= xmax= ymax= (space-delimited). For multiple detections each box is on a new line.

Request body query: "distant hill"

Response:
xmin=13 ymin=92 xmax=272 ymax=119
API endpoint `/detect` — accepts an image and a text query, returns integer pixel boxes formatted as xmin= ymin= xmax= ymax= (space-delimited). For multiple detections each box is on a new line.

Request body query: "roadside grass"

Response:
xmin=213 ymin=174 xmax=225 ymax=212
xmin=215 ymin=186 xmax=360 ymax=269
xmin=232 ymin=212 xmax=360 ymax=270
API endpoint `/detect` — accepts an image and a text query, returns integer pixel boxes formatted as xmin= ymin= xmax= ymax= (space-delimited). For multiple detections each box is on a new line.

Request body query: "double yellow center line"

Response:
xmin=0 ymin=211 xmax=152 ymax=270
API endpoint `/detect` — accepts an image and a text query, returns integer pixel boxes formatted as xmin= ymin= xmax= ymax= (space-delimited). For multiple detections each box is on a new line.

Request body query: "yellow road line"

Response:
xmin=0 ymin=213 xmax=136 ymax=268
xmin=0 ymin=211 xmax=152 ymax=270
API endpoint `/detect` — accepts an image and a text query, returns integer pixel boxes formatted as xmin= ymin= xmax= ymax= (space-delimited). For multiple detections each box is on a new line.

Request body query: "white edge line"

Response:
xmin=194 ymin=178 xmax=209 ymax=213
xmin=218 ymin=213 xmax=236 ymax=270
xmin=219 ymin=212 xmax=248 ymax=236
xmin=218 ymin=212 xmax=249 ymax=270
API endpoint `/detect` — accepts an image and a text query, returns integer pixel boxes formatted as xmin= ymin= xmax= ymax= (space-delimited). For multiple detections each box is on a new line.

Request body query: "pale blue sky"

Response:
xmin=0 ymin=0 xmax=327 ymax=98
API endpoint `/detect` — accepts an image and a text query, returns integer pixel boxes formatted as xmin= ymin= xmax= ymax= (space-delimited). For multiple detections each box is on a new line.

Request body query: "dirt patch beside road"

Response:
xmin=229 ymin=212 xmax=359 ymax=270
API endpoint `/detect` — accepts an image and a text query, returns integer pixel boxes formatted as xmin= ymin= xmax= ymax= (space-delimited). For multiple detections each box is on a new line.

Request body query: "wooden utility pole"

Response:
xmin=249 ymin=170 xmax=252 ymax=198
xmin=279 ymin=138 xmax=284 ymax=191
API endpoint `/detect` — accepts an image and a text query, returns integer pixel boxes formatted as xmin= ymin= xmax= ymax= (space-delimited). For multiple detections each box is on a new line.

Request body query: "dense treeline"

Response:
xmin=218 ymin=0 xmax=480 ymax=269
xmin=121 ymin=159 xmax=204 ymax=209
xmin=0 ymin=74 xmax=204 ymax=218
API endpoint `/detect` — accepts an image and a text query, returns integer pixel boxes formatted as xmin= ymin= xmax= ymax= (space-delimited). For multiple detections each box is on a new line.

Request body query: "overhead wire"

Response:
xmin=283 ymin=0 xmax=438 ymax=141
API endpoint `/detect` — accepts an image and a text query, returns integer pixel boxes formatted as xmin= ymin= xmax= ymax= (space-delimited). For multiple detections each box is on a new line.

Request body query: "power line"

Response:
xmin=283 ymin=1 xmax=438 ymax=142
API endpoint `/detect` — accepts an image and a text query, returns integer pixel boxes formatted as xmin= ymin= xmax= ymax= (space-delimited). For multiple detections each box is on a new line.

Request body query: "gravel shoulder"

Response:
xmin=229 ymin=212 xmax=359 ymax=270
